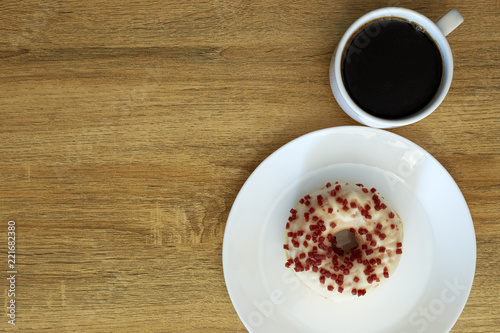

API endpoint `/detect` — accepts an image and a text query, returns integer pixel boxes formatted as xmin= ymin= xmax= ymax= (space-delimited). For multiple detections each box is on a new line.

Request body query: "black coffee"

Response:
xmin=342 ymin=18 xmax=443 ymax=119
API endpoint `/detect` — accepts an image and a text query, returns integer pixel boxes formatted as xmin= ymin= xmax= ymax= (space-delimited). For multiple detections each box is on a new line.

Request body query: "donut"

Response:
xmin=283 ymin=182 xmax=403 ymax=300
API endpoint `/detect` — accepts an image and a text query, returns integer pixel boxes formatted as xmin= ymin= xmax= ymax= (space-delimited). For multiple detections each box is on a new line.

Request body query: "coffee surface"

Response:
xmin=342 ymin=18 xmax=443 ymax=119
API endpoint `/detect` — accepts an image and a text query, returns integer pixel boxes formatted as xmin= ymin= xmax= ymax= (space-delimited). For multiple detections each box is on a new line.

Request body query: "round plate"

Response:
xmin=223 ymin=126 xmax=476 ymax=333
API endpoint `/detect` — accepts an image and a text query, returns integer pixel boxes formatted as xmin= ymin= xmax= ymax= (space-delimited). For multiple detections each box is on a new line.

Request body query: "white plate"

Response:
xmin=223 ymin=126 xmax=476 ymax=333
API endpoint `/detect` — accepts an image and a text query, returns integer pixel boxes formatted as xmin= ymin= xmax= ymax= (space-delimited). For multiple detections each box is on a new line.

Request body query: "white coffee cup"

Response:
xmin=329 ymin=7 xmax=464 ymax=128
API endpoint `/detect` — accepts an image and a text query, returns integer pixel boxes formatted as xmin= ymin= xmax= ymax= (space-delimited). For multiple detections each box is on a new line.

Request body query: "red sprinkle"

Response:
xmin=396 ymin=249 xmax=403 ymax=255
xmin=338 ymin=287 xmax=344 ymax=293
xmin=294 ymin=264 xmax=304 ymax=272
xmin=330 ymin=222 xmax=337 ymax=228
xmin=335 ymin=185 xmax=341 ymax=191
xmin=397 ymin=242 xmax=402 ymax=248
xmin=326 ymin=182 xmax=332 ymax=188
xmin=327 ymin=285 xmax=334 ymax=291
xmin=350 ymin=201 xmax=357 ymax=208
xmin=283 ymin=244 xmax=289 ymax=250
xmin=379 ymin=246 xmax=386 ymax=253
xmin=389 ymin=212 xmax=395 ymax=218
xmin=376 ymin=223 xmax=383 ymax=230
xmin=299 ymin=253 xmax=306 ymax=259
xmin=358 ymin=228 xmax=368 ymax=235
xmin=328 ymin=208 xmax=333 ymax=214
xmin=352 ymin=288 xmax=357 ymax=295
xmin=319 ymin=275 xmax=326 ymax=284
xmin=353 ymin=276 xmax=359 ymax=283
xmin=362 ymin=188 xmax=369 ymax=193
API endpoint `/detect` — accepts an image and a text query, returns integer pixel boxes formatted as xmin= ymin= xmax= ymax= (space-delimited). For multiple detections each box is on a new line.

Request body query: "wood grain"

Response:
xmin=0 ymin=0 xmax=499 ymax=332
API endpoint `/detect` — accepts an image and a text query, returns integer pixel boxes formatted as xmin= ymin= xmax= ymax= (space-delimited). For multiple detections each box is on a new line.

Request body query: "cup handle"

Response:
xmin=436 ymin=9 xmax=464 ymax=37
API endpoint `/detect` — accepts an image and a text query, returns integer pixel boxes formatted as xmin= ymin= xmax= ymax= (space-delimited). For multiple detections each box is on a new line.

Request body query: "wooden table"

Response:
xmin=1 ymin=1 xmax=498 ymax=332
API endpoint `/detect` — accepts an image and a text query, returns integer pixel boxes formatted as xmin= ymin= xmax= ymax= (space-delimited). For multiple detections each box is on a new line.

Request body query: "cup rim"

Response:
xmin=333 ymin=7 xmax=454 ymax=127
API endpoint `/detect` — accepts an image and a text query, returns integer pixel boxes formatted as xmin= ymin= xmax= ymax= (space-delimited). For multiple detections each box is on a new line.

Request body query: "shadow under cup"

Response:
xmin=341 ymin=17 xmax=444 ymax=120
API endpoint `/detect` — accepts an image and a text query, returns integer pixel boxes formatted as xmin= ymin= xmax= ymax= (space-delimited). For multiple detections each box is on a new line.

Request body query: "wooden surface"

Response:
xmin=0 ymin=0 xmax=499 ymax=332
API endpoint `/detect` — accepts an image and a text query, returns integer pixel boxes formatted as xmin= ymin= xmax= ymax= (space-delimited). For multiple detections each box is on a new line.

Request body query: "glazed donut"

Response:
xmin=283 ymin=182 xmax=403 ymax=300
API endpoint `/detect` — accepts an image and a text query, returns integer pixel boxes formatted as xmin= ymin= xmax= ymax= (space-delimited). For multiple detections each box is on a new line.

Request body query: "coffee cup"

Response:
xmin=329 ymin=7 xmax=464 ymax=128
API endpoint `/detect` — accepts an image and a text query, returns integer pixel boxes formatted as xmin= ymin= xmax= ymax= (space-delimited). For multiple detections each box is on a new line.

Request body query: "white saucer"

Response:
xmin=223 ymin=126 xmax=476 ymax=333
